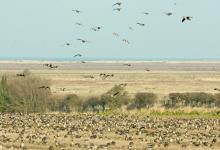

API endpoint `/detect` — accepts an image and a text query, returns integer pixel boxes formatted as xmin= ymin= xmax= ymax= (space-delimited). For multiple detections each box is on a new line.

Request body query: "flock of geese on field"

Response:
xmin=1 ymin=114 xmax=219 ymax=150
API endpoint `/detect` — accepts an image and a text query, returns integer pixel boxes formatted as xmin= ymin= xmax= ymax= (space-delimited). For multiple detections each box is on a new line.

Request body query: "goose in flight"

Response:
xmin=77 ymin=38 xmax=89 ymax=43
xmin=113 ymin=8 xmax=122 ymax=11
xmin=143 ymin=12 xmax=149 ymax=15
xmin=72 ymin=10 xmax=81 ymax=13
xmin=182 ymin=16 xmax=193 ymax=23
xmin=136 ymin=23 xmax=145 ymax=26
xmin=164 ymin=12 xmax=173 ymax=16
xmin=113 ymin=32 xmax=119 ymax=37
xmin=75 ymin=22 xmax=83 ymax=26
xmin=122 ymin=39 xmax=130 ymax=44
xmin=129 ymin=27 xmax=133 ymax=30
xmin=112 ymin=2 xmax=122 ymax=7
xmin=65 ymin=43 xmax=71 ymax=46
xmin=91 ymin=26 xmax=102 ymax=31
xmin=74 ymin=53 xmax=82 ymax=57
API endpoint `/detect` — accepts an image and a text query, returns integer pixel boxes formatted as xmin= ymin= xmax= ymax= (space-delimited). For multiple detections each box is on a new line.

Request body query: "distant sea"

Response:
xmin=0 ymin=57 xmax=220 ymax=61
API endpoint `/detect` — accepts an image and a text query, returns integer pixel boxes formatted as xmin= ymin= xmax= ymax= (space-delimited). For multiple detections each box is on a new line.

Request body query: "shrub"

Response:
xmin=166 ymin=92 xmax=216 ymax=108
xmin=100 ymin=85 xmax=130 ymax=110
xmin=6 ymin=76 xmax=51 ymax=113
xmin=128 ymin=92 xmax=157 ymax=110
xmin=82 ymin=96 xmax=103 ymax=112
xmin=59 ymin=94 xmax=82 ymax=112
xmin=0 ymin=76 xmax=12 ymax=112
xmin=215 ymin=93 xmax=220 ymax=107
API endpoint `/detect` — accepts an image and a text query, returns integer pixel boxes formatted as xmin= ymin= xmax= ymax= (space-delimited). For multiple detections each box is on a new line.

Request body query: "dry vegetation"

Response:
xmin=1 ymin=62 xmax=220 ymax=149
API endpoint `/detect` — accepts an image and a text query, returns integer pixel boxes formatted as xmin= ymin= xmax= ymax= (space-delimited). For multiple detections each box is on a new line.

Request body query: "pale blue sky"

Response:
xmin=0 ymin=0 xmax=219 ymax=60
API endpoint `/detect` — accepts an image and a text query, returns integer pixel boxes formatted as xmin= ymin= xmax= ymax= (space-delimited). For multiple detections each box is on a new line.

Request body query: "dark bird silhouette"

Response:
xmin=91 ymin=27 xmax=98 ymax=31
xmin=145 ymin=68 xmax=150 ymax=72
xmin=119 ymin=83 xmax=127 ymax=87
xmin=113 ymin=91 xmax=120 ymax=97
xmin=77 ymin=38 xmax=89 ymax=43
xmin=39 ymin=86 xmax=50 ymax=90
xmin=143 ymin=12 xmax=149 ymax=15
xmin=83 ymin=75 xmax=94 ymax=79
xmin=60 ymin=88 xmax=66 ymax=91
xmin=112 ymin=2 xmax=122 ymax=7
xmin=123 ymin=63 xmax=131 ymax=67
xmin=113 ymin=8 xmax=122 ymax=11
xmin=74 ymin=53 xmax=82 ymax=57
xmin=122 ymin=39 xmax=130 ymax=44
xmin=113 ymin=32 xmax=119 ymax=37
xmin=45 ymin=64 xmax=58 ymax=69
xmin=16 ymin=73 xmax=25 ymax=77
xmin=165 ymin=12 xmax=173 ymax=16
xmin=91 ymin=26 xmax=102 ymax=31
xmin=72 ymin=10 xmax=81 ymax=13
xmin=129 ymin=27 xmax=133 ymax=30
xmin=65 ymin=43 xmax=71 ymax=46
xmin=81 ymin=61 xmax=86 ymax=63
xmin=75 ymin=22 xmax=83 ymax=26
xmin=136 ymin=23 xmax=145 ymax=26
xmin=182 ymin=16 xmax=192 ymax=22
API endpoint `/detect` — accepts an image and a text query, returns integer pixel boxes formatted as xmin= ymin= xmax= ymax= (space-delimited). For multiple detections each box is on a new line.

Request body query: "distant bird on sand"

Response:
xmin=182 ymin=16 xmax=193 ymax=23
xmin=16 ymin=73 xmax=25 ymax=77
xmin=136 ymin=23 xmax=145 ymax=26
xmin=81 ymin=61 xmax=86 ymax=63
xmin=74 ymin=53 xmax=82 ymax=57
xmin=39 ymin=86 xmax=50 ymax=90
xmin=77 ymin=38 xmax=89 ymax=43
xmin=123 ymin=63 xmax=131 ymax=67
xmin=72 ymin=10 xmax=81 ymax=13
xmin=112 ymin=2 xmax=122 ymax=7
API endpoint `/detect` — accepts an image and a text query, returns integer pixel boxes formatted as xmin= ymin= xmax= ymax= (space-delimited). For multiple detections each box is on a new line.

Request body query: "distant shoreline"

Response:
xmin=1 ymin=60 xmax=220 ymax=64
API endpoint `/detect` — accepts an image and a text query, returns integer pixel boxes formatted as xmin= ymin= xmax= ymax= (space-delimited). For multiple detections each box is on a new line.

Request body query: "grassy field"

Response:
xmin=1 ymin=61 xmax=220 ymax=99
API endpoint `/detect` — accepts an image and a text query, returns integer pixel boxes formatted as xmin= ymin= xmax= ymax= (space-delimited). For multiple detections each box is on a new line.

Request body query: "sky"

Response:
xmin=0 ymin=0 xmax=220 ymax=60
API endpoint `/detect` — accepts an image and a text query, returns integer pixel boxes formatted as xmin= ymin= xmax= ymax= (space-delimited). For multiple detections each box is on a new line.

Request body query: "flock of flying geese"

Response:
xmin=16 ymin=1 xmax=193 ymax=89
xmin=68 ymin=1 xmax=193 ymax=64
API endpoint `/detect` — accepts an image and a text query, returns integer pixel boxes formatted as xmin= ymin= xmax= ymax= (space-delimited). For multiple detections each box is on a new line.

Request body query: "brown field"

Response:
xmin=1 ymin=61 xmax=220 ymax=150
xmin=1 ymin=60 xmax=220 ymax=98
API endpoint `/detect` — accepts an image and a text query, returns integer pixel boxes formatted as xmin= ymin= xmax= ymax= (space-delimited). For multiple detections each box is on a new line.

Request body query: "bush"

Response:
xmin=59 ymin=94 xmax=82 ymax=112
xmin=215 ymin=93 xmax=220 ymax=107
xmin=0 ymin=76 xmax=12 ymax=112
xmin=82 ymin=96 xmax=103 ymax=112
xmin=1 ymin=76 xmax=51 ymax=113
xmin=165 ymin=92 xmax=216 ymax=108
xmin=128 ymin=92 xmax=157 ymax=110
xmin=100 ymin=85 xmax=130 ymax=110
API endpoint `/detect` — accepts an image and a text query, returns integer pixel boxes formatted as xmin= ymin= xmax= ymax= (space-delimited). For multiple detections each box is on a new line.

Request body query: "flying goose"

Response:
xmin=136 ymin=23 xmax=145 ymax=26
xmin=182 ymin=16 xmax=193 ymax=23
xmin=72 ymin=10 xmax=81 ymax=13
xmin=112 ymin=2 xmax=122 ymax=7
xmin=74 ymin=53 xmax=82 ymax=57
xmin=77 ymin=38 xmax=89 ymax=43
